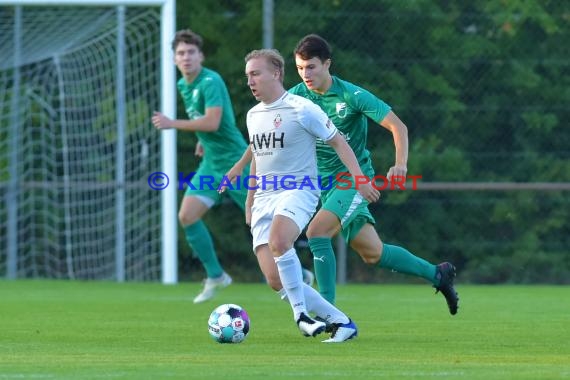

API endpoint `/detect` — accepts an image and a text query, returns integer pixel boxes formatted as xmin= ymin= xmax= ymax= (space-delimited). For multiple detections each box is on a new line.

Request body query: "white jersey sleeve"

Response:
xmin=297 ymin=101 xmax=338 ymax=143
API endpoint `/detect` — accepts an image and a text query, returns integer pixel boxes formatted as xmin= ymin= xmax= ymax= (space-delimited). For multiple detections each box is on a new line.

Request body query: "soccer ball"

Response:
xmin=208 ymin=304 xmax=250 ymax=343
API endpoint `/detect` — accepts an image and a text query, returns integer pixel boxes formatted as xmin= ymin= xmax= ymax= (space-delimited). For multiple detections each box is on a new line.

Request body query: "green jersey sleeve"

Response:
xmin=342 ymin=81 xmax=392 ymax=125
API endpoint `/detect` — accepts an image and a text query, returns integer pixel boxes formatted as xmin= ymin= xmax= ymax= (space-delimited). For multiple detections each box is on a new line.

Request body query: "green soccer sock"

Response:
xmin=308 ymin=237 xmax=336 ymax=304
xmin=183 ymin=220 xmax=223 ymax=279
xmin=378 ymin=244 xmax=437 ymax=284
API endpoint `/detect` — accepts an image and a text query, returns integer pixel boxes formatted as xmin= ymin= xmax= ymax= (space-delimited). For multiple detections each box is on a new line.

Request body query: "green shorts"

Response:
xmin=320 ymin=163 xmax=376 ymax=242
xmin=184 ymin=161 xmax=249 ymax=212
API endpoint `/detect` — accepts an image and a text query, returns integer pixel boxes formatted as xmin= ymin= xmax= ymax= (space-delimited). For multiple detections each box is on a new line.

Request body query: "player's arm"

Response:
xmin=379 ymin=111 xmax=408 ymax=179
xmin=326 ymin=133 xmax=380 ymax=203
xmin=218 ymin=146 xmax=252 ymax=194
xmin=151 ymin=106 xmax=222 ymax=132
xmin=194 ymin=141 xmax=204 ymax=157
xmin=227 ymin=147 xmax=252 ymax=182
xmin=245 ymin=154 xmax=257 ymax=226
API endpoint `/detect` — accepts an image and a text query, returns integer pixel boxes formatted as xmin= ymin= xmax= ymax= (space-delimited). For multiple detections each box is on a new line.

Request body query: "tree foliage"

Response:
xmin=174 ymin=0 xmax=569 ymax=283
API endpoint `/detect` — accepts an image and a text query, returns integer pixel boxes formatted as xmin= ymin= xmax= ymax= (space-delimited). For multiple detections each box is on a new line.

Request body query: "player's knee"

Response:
xmin=306 ymin=225 xmax=318 ymax=238
xmin=177 ymin=211 xmax=188 ymax=225
xmin=178 ymin=210 xmax=197 ymax=226
xmin=357 ymin=249 xmax=381 ymax=265
xmin=268 ymin=239 xmax=292 ymax=255
xmin=306 ymin=223 xmax=333 ymax=238
xmin=361 ymin=254 xmax=380 ymax=265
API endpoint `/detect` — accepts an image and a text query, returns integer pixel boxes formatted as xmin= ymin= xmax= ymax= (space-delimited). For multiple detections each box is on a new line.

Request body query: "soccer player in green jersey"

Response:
xmin=289 ymin=34 xmax=459 ymax=315
xmin=152 ymin=29 xmax=248 ymax=303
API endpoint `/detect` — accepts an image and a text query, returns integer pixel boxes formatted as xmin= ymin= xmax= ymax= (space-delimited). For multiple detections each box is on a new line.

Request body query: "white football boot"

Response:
xmin=193 ymin=272 xmax=232 ymax=304
xmin=322 ymin=319 xmax=358 ymax=343
xmin=297 ymin=313 xmax=326 ymax=337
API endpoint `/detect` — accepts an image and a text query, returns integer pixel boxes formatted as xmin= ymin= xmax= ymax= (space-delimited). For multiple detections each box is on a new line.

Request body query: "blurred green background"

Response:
xmin=174 ymin=0 xmax=569 ymax=284
xmin=0 ymin=1 xmax=567 ymax=284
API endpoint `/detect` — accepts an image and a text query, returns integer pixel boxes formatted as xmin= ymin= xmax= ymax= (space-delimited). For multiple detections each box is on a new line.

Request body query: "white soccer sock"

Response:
xmin=302 ymin=283 xmax=350 ymax=325
xmin=276 ymin=285 xmax=349 ymax=325
xmin=277 ymin=288 xmax=288 ymax=300
xmin=274 ymin=248 xmax=306 ymax=320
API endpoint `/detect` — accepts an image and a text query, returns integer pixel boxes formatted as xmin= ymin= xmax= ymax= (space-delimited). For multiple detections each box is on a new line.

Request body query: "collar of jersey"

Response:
xmin=180 ymin=67 xmax=206 ymax=88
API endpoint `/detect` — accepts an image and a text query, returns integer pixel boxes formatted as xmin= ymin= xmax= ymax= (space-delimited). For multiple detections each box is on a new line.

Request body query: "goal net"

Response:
xmin=0 ymin=3 xmax=171 ymax=281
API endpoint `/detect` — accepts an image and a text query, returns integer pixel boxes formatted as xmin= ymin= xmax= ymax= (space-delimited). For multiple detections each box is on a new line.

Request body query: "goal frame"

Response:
xmin=0 ymin=0 xmax=178 ymax=284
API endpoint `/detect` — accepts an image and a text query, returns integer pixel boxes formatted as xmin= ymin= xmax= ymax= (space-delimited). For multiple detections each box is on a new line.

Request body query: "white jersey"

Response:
xmin=246 ymin=92 xmax=338 ymax=196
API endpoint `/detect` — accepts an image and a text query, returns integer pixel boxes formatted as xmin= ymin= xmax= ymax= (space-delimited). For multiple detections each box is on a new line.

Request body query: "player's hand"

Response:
xmin=245 ymin=205 xmax=252 ymax=226
xmin=225 ymin=165 xmax=242 ymax=185
xmin=357 ymin=182 xmax=380 ymax=203
xmin=218 ymin=164 xmax=243 ymax=194
xmin=387 ymin=164 xmax=407 ymax=184
xmin=151 ymin=111 xmax=172 ymax=130
xmin=195 ymin=142 xmax=204 ymax=157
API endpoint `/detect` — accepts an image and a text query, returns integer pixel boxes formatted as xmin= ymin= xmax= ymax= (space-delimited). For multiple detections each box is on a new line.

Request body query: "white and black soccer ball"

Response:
xmin=208 ymin=304 xmax=250 ymax=343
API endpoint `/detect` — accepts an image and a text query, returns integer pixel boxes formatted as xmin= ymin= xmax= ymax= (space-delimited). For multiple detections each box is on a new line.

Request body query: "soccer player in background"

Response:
xmin=151 ymin=29 xmax=247 ymax=303
xmin=243 ymin=48 xmax=379 ymax=341
xmin=289 ymin=34 xmax=459 ymax=314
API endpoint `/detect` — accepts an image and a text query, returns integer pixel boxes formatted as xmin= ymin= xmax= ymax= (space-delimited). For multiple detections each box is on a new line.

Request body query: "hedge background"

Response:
xmin=174 ymin=0 xmax=569 ymax=284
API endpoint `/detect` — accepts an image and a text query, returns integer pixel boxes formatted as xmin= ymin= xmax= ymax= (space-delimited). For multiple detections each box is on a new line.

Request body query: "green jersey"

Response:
xmin=289 ymin=76 xmax=391 ymax=176
xmin=177 ymin=67 xmax=247 ymax=171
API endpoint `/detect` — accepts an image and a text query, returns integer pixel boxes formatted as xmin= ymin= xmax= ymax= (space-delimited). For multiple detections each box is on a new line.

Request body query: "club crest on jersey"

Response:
xmin=336 ymin=103 xmax=347 ymax=119
xmin=273 ymin=114 xmax=282 ymax=129
xmin=185 ymin=107 xmax=204 ymax=120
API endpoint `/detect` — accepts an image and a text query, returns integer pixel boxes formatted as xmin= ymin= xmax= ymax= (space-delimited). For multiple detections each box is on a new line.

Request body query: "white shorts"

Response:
xmin=194 ymin=195 xmax=215 ymax=209
xmin=250 ymin=190 xmax=319 ymax=251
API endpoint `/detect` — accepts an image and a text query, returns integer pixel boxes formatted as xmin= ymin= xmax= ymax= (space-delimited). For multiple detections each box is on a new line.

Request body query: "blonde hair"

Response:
xmin=244 ymin=49 xmax=285 ymax=82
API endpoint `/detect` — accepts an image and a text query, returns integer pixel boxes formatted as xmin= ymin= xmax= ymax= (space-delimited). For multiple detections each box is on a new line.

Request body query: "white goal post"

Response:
xmin=0 ymin=0 xmax=178 ymax=284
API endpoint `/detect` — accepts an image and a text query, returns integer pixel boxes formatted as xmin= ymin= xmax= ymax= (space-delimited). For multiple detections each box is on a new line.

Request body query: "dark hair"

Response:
xmin=293 ymin=34 xmax=332 ymax=62
xmin=171 ymin=29 xmax=203 ymax=51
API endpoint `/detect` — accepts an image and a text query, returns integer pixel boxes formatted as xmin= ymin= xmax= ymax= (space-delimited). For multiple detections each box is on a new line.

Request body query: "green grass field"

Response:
xmin=1 ymin=280 xmax=569 ymax=379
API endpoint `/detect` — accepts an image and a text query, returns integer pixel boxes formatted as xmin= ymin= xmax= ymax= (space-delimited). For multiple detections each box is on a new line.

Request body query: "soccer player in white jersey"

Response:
xmin=243 ymin=48 xmax=379 ymax=342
